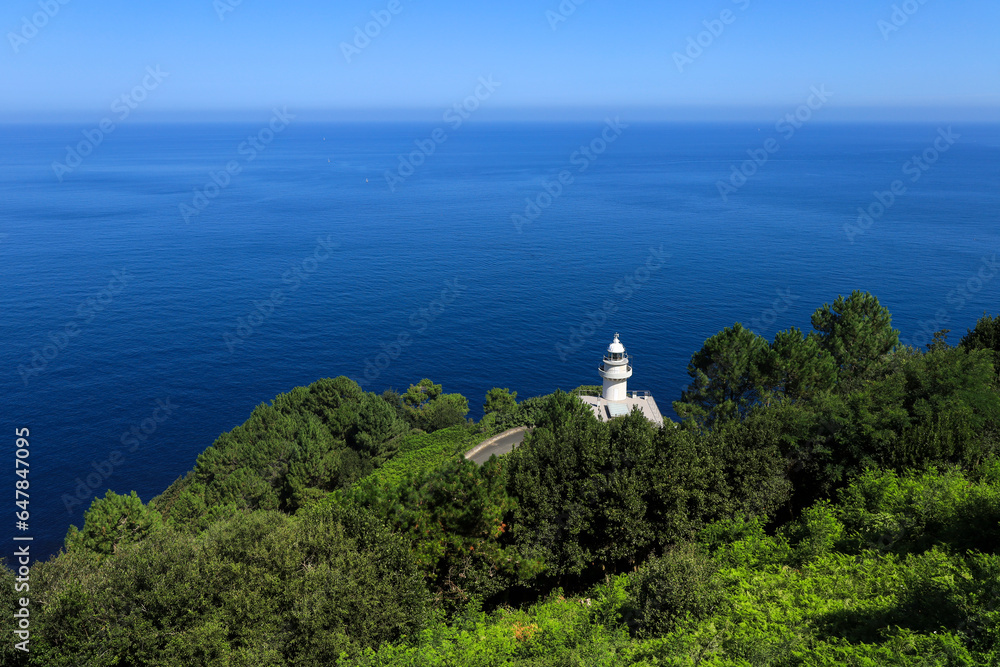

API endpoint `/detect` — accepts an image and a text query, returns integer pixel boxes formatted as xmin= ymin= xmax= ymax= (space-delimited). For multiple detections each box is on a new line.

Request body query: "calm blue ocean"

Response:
xmin=2 ymin=121 xmax=999 ymax=560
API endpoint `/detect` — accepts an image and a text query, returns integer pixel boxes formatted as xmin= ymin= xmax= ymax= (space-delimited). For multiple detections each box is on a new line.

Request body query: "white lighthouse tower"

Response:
xmin=599 ymin=333 xmax=633 ymax=401
xmin=577 ymin=332 xmax=664 ymax=426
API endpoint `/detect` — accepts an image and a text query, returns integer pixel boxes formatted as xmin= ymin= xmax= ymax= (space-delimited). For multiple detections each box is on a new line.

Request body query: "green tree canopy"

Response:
xmin=763 ymin=327 xmax=838 ymax=401
xmin=811 ymin=290 xmax=899 ymax=381
xmin=152 ymin=376 xmax=405 ymax=519
xmin=674 ymin=323 xmax=770 ymax=424
xmin=401 ymin=379 xmax=470 ymax=432
xmin=484 ymin=387 xmax=518 ymax=416
xmin=483 ymin=387 xmax=521 ymax=430
xmin=961 ymin=312 xmax=1000 ymax=375
xmin=505 ymin=392 xmax=789 ymax=588
xmin=403 ymin=378 xmax=443 ymax=408
xmin=29 ymin=503 xmax=431 ymax=666
xmin=64 ymin=490 xmax=164 ymax=557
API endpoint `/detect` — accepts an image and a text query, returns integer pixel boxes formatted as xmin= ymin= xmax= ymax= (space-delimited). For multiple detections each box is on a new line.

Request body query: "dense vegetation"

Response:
xmin=5 ymin=292 xmax=1000 ymax=665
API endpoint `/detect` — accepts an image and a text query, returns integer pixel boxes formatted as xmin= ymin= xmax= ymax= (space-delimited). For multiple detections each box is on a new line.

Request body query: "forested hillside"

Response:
xmin=5 ymin=292 xmax=1000 ymax=666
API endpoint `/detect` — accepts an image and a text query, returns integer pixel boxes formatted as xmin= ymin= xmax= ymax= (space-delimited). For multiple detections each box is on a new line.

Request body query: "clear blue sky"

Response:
xmin=3 ymin=0 xmax=998 ymax=121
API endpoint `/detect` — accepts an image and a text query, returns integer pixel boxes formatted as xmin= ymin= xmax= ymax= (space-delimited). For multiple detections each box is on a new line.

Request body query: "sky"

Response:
xmin=2 ymin=0 xmax=998 ymax=122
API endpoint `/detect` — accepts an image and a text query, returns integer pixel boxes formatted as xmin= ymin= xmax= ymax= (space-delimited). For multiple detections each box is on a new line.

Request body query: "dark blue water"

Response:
xmin=2 ymin=121 xmax=999 ymax=561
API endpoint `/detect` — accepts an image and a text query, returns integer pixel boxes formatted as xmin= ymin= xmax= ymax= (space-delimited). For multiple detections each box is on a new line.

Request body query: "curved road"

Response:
xmin=465 ymin=427 xmax=530 ymax=465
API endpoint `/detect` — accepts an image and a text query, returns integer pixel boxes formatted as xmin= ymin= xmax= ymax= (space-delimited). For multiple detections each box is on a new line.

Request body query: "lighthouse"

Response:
xmin=599 ymin=333 xmax=632 ymax=401
xmin=576 ymin=332 xmax=665 ymax=427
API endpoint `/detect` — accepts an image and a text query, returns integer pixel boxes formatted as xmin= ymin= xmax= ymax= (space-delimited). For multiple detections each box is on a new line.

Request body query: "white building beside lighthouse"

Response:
xmin=577 ymin=333 xmax=664 ymax=427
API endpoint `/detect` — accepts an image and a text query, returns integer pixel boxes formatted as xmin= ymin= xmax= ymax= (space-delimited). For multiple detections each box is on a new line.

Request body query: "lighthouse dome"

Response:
xmin=607 ymin=333 xmax=626 ymax=356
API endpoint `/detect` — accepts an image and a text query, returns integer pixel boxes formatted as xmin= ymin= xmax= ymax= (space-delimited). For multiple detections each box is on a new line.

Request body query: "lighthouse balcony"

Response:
xmin=599 ymin=363 xmax=632 ymax=378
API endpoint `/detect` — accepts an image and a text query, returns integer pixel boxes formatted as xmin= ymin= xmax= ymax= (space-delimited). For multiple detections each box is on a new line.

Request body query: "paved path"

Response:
xmin=464 ymin=426 xmax=530 ymax=465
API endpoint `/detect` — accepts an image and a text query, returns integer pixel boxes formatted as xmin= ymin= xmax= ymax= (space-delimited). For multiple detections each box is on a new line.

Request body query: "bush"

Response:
xmin=786 ymin=500 xmax=845 ymax=564
xmin=630 ymin=542 xmax=723 ymax=638
xmin=26 ymin=503 xmax=431 ymax=666
xmin=343 ymin=593 xmax=630 ymax=667
xmin=836 ymin=467 xmax=1000 ymax=555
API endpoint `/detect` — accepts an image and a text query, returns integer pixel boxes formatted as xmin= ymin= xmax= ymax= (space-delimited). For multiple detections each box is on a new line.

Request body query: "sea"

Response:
xmin=2 ymin=120 xmax=999 ymax=561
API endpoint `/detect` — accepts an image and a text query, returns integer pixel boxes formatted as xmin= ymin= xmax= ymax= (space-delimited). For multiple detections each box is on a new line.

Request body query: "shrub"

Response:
xmin=630 ymin=542 xmax=723 ymax=638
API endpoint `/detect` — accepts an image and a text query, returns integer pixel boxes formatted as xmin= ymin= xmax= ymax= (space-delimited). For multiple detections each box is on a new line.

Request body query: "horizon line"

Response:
xmin=1 ymin=105 xmax=998 ymax=125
